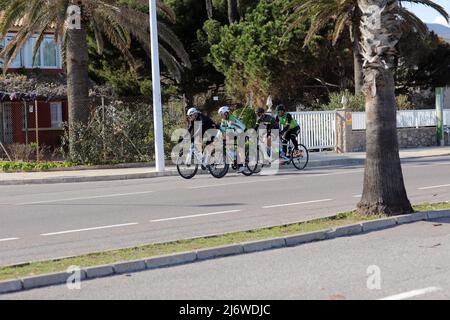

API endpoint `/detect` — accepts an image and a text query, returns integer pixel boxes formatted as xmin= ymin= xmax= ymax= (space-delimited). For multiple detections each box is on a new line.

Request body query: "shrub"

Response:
xmin=61 ymin=101 xmax=186 ymax=165
xmin=320 ymin=91 xmax=365 ymax=111
xmin=5 ymin=143 xmax=49 ymax=162
xmin=233 ymin=107 xmax=257 ymax=129
xmin=0 ymin=161 xmax=75 ymax=172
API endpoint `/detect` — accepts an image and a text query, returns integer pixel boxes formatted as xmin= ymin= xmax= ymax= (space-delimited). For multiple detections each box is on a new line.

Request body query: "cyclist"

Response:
xmin=187 ymin=107 xmax=217 ymax=143
xmin=255 ymin=107 xmax=278 ymax=158
xmin=255 ymin=107 xmax=278 ymax=133
xmin=275 ymin=104 xmax=302 ymax=158
xmin=218 ymin=106 xmax=246 ymax=173
xmin=186 ymin=107 xmax=217 ymax=169
xmin=218 ymin=106 xmax=246 ymax=133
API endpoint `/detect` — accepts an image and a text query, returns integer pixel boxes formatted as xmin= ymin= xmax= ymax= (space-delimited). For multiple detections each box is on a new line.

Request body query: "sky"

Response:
xmin=404 ymin=0 xmax=450 ymax=26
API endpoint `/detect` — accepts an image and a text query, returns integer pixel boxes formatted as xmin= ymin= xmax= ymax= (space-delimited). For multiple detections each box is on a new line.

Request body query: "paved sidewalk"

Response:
xmin=0 ymin=146 xmax=449 ymax=185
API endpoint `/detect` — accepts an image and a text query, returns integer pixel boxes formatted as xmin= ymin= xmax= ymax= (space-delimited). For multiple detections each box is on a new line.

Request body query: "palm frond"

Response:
xmin=401 ymin=0 xmax=449 ymax=23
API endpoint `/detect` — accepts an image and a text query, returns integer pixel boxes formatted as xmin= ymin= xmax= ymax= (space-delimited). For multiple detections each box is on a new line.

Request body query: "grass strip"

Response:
xmin=0 ymin=202 xmax=449 ymax=282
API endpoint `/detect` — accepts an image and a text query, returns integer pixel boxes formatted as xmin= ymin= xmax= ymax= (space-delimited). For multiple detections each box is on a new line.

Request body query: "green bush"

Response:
xmin=233 ymin=107 xmax=257 ymax=129
xmin=320 ymin=91 xmax=365 ymax=111
xmin=320 ymin=92 xmax=415 ymax=111
xmin=0 ymin=161 xmax=75 ymax=172
xmin=61 ymin=101 xmax=186 ymax=165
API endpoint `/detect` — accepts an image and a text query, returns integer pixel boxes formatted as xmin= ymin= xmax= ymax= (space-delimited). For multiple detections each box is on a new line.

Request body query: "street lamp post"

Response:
xmin=149 ymin=0 xmax=165 ymax=172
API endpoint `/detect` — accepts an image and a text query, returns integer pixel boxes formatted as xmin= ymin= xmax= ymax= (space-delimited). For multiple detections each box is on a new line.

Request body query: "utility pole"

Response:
xmin=149 ymin=0 xmax=165 ymax=172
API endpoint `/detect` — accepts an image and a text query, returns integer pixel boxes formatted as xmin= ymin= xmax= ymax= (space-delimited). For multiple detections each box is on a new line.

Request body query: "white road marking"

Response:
xmin=0 ymin=238 xmax=19 ymax=243
xmin=309 ymin=170 xmax=364 ymax=177
xmin=151 ymin=210 xmax=242 ymax=222
xmin=40 ymin=223 xmax=139 ymax=236
xmin=353 ymin=195 xmax=362 ymax=198
xmin=379 ymin=287 xmax=442 ymax=300
xmin=262 ymin=199 xmax=333 ymax=209
xmin=189 ymin=178 xmax=289 ymax=190
xmin=418 ymin=184 xmax=450 ymax=190
xmin=19 ymin=191 xmax=154 ymax=205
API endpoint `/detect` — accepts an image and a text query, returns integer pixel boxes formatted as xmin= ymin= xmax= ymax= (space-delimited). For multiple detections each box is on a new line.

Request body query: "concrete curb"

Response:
xmin=1 ymin=209 xmax=449 ymax=295
xmin=0 ymin=171 xmax=181 ymax=185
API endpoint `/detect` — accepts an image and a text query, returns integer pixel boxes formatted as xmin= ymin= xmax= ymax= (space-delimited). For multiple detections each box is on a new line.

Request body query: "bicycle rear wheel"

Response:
xmin=291 ymin=144 xmax=309 ymax=170
xmin=176 ymin=150 xmax=199 ymax=179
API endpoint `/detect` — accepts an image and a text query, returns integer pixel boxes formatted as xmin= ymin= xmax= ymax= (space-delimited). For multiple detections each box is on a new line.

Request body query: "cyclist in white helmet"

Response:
xmin=186 ymin=107 xmax=217 ymax=141
xmin=218 ymin=106 xmax=246 ymax=173
xmin=218 ymin=106 xmax=246 ymax=134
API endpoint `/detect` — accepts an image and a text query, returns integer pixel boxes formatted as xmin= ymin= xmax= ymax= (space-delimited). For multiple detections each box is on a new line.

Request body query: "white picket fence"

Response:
xmin=288 ymin=109 xmax=449 ymax=151
xmin=292 ymin=111 xmax=336 ymax=150
xmin=352 ymin=109 xmax=450 ymax=130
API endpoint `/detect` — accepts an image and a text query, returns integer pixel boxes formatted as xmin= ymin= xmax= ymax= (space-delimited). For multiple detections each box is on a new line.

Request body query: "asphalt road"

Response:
xmin=3 ymin=217 xmax=450 ymax=300
xmin=0 ymin=155 xmax=450 ymax=266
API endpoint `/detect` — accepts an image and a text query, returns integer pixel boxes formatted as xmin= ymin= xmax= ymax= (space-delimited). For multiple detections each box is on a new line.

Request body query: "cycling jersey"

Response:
xmin=255 ymin=114 xmax=279 ymax=131
xmin=220 ymin=114 xmax=246 ymax=134
xmin=276 ymin=113 xmax=299 ymax=131
xmin=188 ymin=114 xmax=217 ymax=137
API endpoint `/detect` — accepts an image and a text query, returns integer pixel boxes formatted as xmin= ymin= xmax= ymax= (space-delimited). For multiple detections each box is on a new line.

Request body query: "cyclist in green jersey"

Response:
xmin=218 ymin=106 xmax=246 ymax=173
xmin=218 ymin=106 xmax=246 ymax=133
xmin=275 ymin=104 xmax=302 ymax=158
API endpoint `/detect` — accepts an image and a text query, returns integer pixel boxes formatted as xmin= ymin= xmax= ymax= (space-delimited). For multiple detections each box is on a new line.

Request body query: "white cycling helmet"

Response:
xmin=218 ymin=106 xmax=230 ymax=116
xmin=187 ymin=107 xmax=199 ymax=117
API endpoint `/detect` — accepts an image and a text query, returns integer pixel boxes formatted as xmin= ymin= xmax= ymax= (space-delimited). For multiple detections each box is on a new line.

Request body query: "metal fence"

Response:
xmin=0 ymin=97 xmax=187 ymax=162
xmin=352 ymin=109 xmax=448 ymax=130
xmin=292 ymin=111 xmax=337 ymax=150
xmin=0 ymin=100 xmax=63 ymax=161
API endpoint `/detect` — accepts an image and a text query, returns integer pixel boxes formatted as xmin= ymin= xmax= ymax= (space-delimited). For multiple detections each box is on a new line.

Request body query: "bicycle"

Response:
xmin=176 ymin=143 xmax=205 ymax=180
xmin=208 ymin=136 xmax=258 ymax=179
xmin=280 ymin=137 xmax=309 ymax=170
xmin=248 ymin=134 xmax=309 ymax=174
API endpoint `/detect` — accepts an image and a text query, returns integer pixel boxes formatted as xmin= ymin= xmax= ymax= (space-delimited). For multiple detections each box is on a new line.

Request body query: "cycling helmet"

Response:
xmin=218 ymin=106 xmax=231 ymax=116
xmin=276 ymin=104 xmax=286 ymax=112
xmin=256 ymin=107 xmax=266 ymax=114
xmin=187 ymin=107 xmax=199 ymax=117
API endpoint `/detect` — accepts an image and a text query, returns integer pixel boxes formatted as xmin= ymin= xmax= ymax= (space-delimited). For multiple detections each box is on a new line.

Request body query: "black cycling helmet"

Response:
xmin=256 ymin=107 xmax=265 ymax=114
xmin=276 ymin=104 xmax=286 ymax=112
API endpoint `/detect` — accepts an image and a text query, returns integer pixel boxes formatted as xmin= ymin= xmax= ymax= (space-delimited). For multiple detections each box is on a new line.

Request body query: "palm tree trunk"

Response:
xmin=353 ymin=26 xmax=364 ymax=95
xmin=352 ymin=10 xmax=364 ymax=95
xmin=66 ymin=19 xmax=90 ymax=157
xmin=66 ymin=24 xmax=90 ymax=126
xmin=357 ymin=0 xmax=412 ymax=216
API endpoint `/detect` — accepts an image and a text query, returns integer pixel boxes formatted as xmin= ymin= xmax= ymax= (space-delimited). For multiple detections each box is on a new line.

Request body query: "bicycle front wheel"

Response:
xmin=245 ymin=147 xmax=265 ymax=175
xmin=291 ymin=144 xmax=309 ymax=170
xmin=176 ymin=150 xmax=199 ymax=179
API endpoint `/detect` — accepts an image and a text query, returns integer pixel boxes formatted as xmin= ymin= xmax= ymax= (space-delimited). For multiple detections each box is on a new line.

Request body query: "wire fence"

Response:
xmin=0 ymin=97 xmax=187 ymax=163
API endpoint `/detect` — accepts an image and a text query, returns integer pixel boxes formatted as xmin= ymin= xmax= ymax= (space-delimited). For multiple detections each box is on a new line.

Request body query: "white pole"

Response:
xmin=149 ymin=0 xmax=165 ymax=172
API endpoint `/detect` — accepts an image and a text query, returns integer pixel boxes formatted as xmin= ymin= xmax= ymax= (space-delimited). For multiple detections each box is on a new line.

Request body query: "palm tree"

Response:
xmin=0 ymin=0 xmax=190 ymax=129
xmin=357 ymin=0 xmax=415 ymax=215
xmin=285 ymin=0 xmax=449 ymax=94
